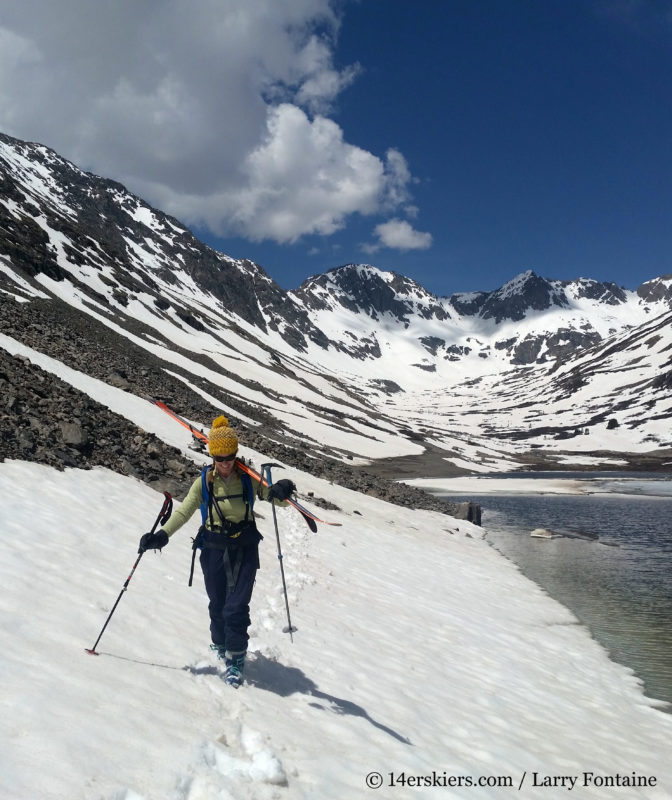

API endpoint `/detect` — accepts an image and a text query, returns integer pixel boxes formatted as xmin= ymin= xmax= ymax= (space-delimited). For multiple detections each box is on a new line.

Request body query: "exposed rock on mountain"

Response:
xmin=0 ymin=344 xmax=195 ymax=499
xmin=296 ymin=264 xmax=451 ymax=324
xmin=0 ymin=293 xmax=469 ymax=517
xmin=637 ymin=273 xmax=672 ymax=306
xmin=467 ymin=271 xmax=570 ymax=323
xmin=295 ymin=262 xmax=670 ymax=372
xmin=0 ymin=132 xmax=329 ymax=350
xmin=1 ymin=129 xmax=671 ymax=492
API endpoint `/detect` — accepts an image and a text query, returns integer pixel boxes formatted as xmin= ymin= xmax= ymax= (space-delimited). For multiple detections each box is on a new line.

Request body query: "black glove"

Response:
xmin=267 ymin=479 xmax=296 ymax=502
xmin=138 ymin=529 xmax=169 ymax=553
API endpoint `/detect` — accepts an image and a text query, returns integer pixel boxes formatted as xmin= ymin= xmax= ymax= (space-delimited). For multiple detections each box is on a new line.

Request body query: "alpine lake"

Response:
xmin=439 ymin=472 xmax=672 ymax=711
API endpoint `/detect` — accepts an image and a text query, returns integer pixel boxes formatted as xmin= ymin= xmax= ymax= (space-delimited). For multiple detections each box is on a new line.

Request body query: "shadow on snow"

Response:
xmin=189 ymin=652 xmax=413 ymax=745
xmin=95 ymin=649 xmax=412 ymax=745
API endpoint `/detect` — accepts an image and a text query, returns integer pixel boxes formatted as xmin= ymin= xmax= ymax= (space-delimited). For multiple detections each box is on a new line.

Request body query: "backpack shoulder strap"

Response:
xmin=240 ymin=471 xmax=255 ymax=514
xmin=201 ymin=467 xmax=255 ymax=526
xmin=199 ymin=466 xmax=213 ymax=525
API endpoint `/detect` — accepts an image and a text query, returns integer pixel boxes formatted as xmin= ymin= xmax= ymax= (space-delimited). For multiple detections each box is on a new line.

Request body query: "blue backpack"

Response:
xmin=199 ymin=465 xmax=255 ymax=527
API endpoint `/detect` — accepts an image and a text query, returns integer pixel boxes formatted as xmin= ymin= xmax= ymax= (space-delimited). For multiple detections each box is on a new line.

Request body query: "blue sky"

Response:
xmin=195 ymin=0 xmax=672 ymax=295
xmin=2 ymin=1 xmax=671 ymax=296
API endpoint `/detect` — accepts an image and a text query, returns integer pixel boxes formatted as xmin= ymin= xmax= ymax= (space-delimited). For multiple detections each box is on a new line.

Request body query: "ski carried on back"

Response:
xmin=151 ymin=400 xmax=341 ymax=532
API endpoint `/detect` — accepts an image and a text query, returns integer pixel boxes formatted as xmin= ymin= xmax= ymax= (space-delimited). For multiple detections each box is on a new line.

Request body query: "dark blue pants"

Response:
xmin=199 ymin=545 xmax=258 ymax=653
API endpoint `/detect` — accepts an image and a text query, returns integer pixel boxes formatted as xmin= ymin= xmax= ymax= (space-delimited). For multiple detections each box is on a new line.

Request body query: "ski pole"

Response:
xmin=86 ymin=491 xmax=173 ymax=655
xmin=261 ymin=462 xmax=298 ymax=642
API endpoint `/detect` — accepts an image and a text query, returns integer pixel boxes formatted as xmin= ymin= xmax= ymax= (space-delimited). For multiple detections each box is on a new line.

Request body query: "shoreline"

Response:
xmin=420 ymin=476 xmax=672 ymax=712
xmin=482 ymin=531 xmax=672 ymax=714
xmin=406 ymin=473 xmax=672 ymax=498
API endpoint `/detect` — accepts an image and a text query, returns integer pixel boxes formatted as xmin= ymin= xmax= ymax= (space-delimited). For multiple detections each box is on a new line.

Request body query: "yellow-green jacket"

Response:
xmin=162 ymin=467 xmax=285 ymax=538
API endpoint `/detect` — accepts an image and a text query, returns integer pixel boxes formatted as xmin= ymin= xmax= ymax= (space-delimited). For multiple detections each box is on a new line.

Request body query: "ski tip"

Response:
xmin=299 ymin=511 xmax=318 ymax=532
xmin=85 ymin=648 xmax=100 ymax=655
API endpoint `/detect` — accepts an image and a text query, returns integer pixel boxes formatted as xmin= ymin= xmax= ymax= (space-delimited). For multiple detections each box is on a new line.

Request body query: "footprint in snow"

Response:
xmin=179 ymin=721 xmax=288 ymax=799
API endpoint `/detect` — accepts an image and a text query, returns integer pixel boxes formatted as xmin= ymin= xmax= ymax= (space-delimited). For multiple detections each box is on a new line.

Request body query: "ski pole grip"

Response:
xmin=150 ymin=492 xmax=173 ymax=533
xmin=160 ymin=492 xmax=173 ymax=525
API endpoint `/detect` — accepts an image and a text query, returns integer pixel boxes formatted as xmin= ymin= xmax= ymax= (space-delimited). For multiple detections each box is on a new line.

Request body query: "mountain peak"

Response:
xmin=448 ymin=270 xmax=565 ymax=323
xmin=296 ymin=262 xmax=450 ymax=324
xmin=637 ymin=273 xmax=672 ymax=306
xmin=496 ymin=269 xmax=538 ymax=295
xmin=484 ymin=271 xmax=567 ymax=320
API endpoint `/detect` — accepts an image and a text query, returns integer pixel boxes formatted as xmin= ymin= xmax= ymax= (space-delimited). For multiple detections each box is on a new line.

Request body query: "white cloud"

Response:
xmin=381 ymin=148 xmax=413 ymax=210
xmin=292 ymin=34 xmax=361 ymax=114
xmin=0 ymin=0 xmax=419 ymax=245
xmin=364 ymin=218 xmax=433 ymax=253
xmin=171 ymin=103 xmax=388 ymax=243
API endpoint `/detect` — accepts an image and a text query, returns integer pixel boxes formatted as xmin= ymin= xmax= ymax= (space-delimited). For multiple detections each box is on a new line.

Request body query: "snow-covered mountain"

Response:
xmin=2 ymin=130 xmax=671 ymax=477
xmin=294 ymin=263 xmax=670 ymax=371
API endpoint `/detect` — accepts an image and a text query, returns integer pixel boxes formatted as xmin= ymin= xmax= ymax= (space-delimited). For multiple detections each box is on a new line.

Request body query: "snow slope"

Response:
xmin=2 ymin=254 xmax=671 ymax=797
xmin=1 ymin=457 xmax=671 ymax=800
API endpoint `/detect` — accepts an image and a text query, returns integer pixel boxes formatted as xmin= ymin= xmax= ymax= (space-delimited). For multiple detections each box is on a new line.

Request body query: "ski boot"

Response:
xmin=224 ymin=650 xmax=246 ymax=689
xmin=210 ymin=643 xmax=227 ymax=660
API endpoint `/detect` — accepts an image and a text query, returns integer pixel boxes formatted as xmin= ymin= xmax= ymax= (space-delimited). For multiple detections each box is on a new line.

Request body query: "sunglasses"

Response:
xmin=213 ymin=454 xmax=237 ymax=463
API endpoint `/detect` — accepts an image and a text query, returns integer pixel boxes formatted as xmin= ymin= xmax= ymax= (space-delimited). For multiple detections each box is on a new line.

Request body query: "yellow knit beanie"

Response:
xmin=208 ymin=415 xmax=239 ymax=457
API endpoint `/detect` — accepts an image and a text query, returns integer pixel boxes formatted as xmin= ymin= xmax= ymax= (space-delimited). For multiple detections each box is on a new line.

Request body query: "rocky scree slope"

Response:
xmin=0 ymin=295 xmax=473 ymax=518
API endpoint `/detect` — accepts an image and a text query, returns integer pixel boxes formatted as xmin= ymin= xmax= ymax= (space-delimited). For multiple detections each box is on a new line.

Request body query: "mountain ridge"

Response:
xmin=1 ymin=129 xmax=671 ymax=483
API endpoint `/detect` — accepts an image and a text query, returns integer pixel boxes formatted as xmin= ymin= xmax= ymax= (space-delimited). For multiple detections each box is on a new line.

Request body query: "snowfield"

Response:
xmin=1 ymin=459 xmax=671 ymax=800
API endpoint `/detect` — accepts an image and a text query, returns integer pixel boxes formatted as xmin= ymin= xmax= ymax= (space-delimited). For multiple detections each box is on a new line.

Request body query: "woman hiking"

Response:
xmin=138 ymin=415 xmax=295 ymax=687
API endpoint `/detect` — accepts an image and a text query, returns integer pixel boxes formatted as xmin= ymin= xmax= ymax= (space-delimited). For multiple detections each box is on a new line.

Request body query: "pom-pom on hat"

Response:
xmin=208 ymin=415 xmax=239 ymax=457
